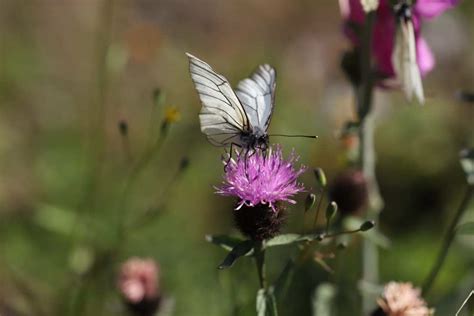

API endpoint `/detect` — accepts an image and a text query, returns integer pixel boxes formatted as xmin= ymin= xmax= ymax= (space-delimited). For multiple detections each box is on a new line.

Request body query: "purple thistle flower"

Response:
xmin=216 ymin=146 xmax=306 ymax=212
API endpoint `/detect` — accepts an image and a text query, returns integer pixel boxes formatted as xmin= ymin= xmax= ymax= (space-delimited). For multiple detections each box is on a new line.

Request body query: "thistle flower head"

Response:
xmin=216 ymin=146 xmax=306 ymax=212
xmin=377 ymin=282 xmax=433 ymax=316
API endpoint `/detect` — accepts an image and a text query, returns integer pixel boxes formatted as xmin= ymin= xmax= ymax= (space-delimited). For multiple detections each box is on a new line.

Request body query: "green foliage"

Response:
xmin=456 ymin=222 xmax=474 ymax=235
xmin=218 ymin=240 xmax=254 ymax=269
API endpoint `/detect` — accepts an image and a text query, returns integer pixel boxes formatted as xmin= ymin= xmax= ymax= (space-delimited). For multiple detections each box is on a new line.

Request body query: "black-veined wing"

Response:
xmin=392 ymin=17 xmax=425 ymax=104
xmin=186 ymin=53 xmax=250 ymax=146
xmin=235 ymin=64 xmax=276 ymax=132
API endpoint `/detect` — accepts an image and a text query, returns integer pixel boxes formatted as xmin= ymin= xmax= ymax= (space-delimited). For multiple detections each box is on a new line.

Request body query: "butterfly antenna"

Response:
xmin=269 ymin=134 xmax=318 ymax=139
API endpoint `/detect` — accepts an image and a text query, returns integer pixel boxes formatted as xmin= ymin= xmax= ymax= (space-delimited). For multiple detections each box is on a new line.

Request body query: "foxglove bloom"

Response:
xmin=118 ymin=258 xmax=161 ymax=316
xmin=217 ymin=146 xmax=306 ymax=212
xmin=373 ymin=282 xmax=433 ymax=316
xmin=339 ymin=0 xmax=458 ymax=80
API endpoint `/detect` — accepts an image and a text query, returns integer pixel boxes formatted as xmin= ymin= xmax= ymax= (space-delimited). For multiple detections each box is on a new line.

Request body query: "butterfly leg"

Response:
xmin=224 ymin=143 xmax=242 ymax=172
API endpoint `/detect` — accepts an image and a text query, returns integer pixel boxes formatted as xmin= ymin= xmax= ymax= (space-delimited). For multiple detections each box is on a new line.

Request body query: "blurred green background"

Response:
xmin=0 ymin=0 xmax=473 ymax=315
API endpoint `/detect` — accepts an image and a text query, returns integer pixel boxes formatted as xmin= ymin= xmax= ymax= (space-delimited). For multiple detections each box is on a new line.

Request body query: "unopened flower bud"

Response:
xmin=313 ymin=168 xmax=327 ymax=188
xmin=118 ymin=120 xmax=128 ymax=136
xmin=325 ymin=201 xmax=338 ymax=223
xmin=328 ymin=169 xmax=368 ymax=216
xmin=360 ymin=220 xmax=375 ymax=232
xmin=305 ymin=193 xmax=317 ymax=212
xmin=152 ymin=88 xmax=163 ymax=106
xmin=179 ymin=157 xmax=190 ymax=171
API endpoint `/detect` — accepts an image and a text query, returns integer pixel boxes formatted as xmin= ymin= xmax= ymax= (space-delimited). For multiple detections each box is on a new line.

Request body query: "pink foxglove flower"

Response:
xmin=339 ymin=0 xmax=458 ymax=79
xmin=376 ymin=282 xmax=433 ymax=316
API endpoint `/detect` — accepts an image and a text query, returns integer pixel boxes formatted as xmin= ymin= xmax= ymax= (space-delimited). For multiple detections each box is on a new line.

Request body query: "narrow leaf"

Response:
xmin=218 ymin=240 xmax=254 ymax=269
xmin=205 ymin=234 xmax=245 ymax=251
xmin=265 ymin=234 xmax=321 ymax=248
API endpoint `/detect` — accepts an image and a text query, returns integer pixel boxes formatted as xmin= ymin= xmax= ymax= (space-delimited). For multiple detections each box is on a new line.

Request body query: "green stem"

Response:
xmin=254 ymin=241 xmax=267 ymax=289
xmin=422 ymin=185 xmax=474 ymax=295
xmin=313 ymin=188 xmax=325 ymax=230
xmin=357 ymin=11 xmax=384 ymax=314
xmin=116 ymin=130 xmax=168 ymax=244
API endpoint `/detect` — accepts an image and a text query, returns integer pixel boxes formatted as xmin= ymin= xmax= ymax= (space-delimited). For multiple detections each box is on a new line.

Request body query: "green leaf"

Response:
xmin=265 ymin=234 xmax=321 ymax=248
xmin=205 ymin=234 xmax=245 ymax=251
xmin=217 ymin=240 xmax=254 ymax=269
xmin=34 ymin=204 xmax=76 ymax=236
xmin=456 ymin=222 xmax=474 ymax=235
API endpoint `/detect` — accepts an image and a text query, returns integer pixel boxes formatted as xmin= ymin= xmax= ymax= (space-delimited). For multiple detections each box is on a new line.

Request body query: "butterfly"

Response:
xmin=392 ymin=1 xmax=425 ymax=104
xmin=186 ymin=53 xmax=276 ymax=152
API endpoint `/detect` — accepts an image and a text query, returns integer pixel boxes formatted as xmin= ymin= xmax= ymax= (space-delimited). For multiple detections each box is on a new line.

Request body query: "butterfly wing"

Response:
xmin=392 ymin=19 xmax=425 ymax=104
xmin=235 ymin=64 xmax=276 ymax=132
xmin=187 ymin=53 xmax=250 ymax=146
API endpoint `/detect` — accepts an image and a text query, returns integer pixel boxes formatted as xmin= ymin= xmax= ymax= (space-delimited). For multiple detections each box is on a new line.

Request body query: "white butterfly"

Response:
xmin=186 ymin=53 xmax=276 ymax=151
xmin=392 ymin=2 xmax=425 ymax=104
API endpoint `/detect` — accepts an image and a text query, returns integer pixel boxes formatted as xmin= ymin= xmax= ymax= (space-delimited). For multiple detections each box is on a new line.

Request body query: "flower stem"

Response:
xmin=254 ymin=241 xmax=267 ymax=289
xmin=357 ymin=11 xmax=384 ymax=314
xmin=422 ymin=184 xmax=474 ymax=295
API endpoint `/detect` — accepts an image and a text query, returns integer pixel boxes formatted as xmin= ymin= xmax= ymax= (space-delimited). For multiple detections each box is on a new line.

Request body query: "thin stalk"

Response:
xmin=116 ymin=130 xmax=168 ymax=243
xmin=313 ymin=188 xmax=325 ymax=230
xmin=67 ymin=0 xmax=115 ymax=314
xmin=254 ymin=241 xmax=267 ymax=289
xmin=357 ymin=11 xmax=384 ymax=314
xmin=422 ymin=185 xmax=474 ymax=295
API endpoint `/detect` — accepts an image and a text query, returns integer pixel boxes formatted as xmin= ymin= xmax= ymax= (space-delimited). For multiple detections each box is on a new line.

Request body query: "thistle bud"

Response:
xmin=305 ymin=193 xmax=317 ymax=212
xmin=179 ymin=157 xmax=190 ymax=171
xmin=233 ymin=203 xmax=286 ymax=241
xmin=118 ymin=120 xmax=128 ymax=136
xmin=360 ymin=220 xmax=375 ymax=232
xmin=328 ymin=169 xmax=368 ymax=216
xmin=313 ymin=168 xmax=327 ymax=188
xmin=325 ymin=201 xmax=338 ymax=223
xmin=152 ymin=88 xmax=163 ymax=106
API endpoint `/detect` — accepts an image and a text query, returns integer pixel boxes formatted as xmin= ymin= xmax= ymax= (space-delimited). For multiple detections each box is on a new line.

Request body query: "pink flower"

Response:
xmin=118 ymin=257 xmax=160 ymax=304
xmin=377 ymin=282 xmax=433 ymax=316
xmin=216 ymin=146 xmax=306 ymax=212
xmin=340 ymin=0 xmax=458 ymax=79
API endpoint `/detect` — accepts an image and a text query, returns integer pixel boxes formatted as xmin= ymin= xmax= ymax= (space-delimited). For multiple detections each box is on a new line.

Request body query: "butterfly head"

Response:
xmin=241 ymin=128 xmax=269 ymax=151
xmin=395 ymin=1 xmax=412 ymax=22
